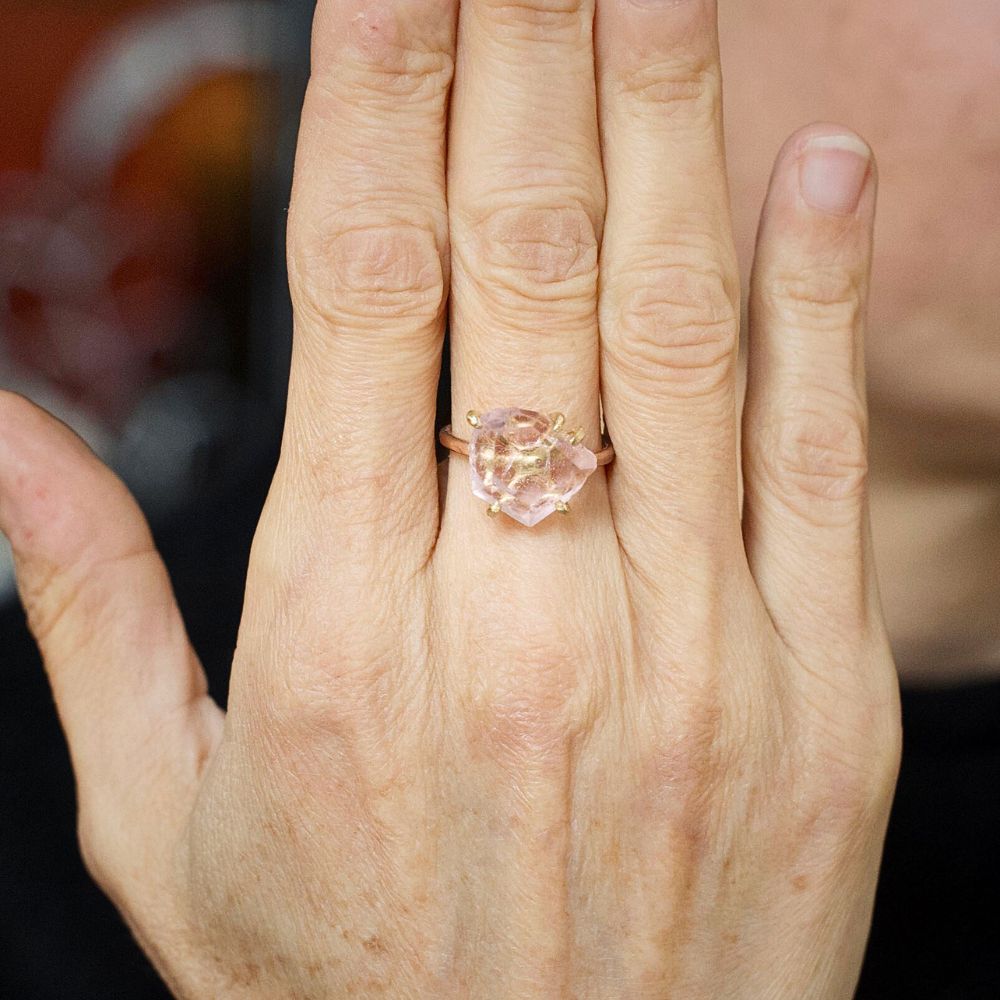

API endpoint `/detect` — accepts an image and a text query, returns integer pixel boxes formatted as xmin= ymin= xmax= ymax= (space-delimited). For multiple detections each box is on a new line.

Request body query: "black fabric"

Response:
xmin=1 ymin=454 xmax=997 ymax=997
xmin=856 ymin=680 xmax=1000 ymax=999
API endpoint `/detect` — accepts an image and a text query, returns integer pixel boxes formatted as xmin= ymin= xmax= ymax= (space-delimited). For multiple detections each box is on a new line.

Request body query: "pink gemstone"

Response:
xmin=468 ymin=408 xmax=598 ymax=526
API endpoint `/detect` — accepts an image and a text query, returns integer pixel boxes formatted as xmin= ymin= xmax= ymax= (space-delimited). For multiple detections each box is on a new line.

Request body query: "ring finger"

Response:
xmin=444 ymin=0 xmax=606 ymax=529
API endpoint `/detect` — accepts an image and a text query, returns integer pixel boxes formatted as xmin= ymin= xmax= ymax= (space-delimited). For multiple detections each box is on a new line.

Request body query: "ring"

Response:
xmin=439 ymin=407 xmax=615 ymax=526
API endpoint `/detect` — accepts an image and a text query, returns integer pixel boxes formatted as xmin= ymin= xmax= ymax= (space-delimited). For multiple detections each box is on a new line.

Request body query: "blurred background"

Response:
xmin=1 ymin=1 xmax=305 ymax=994
xmin=0 ymin=0 xmax=302 ymax=601
xmin=1 ymin=2 xmax=997 ymax=998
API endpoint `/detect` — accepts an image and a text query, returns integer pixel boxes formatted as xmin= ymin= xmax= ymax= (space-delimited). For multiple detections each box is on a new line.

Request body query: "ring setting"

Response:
xmin=439 ymin=407 xmax=614 ymax=526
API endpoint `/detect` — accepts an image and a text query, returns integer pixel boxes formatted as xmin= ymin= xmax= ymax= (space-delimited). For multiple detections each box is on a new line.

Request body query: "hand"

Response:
xmin=0 ymin=1 xmax=901 ymax=996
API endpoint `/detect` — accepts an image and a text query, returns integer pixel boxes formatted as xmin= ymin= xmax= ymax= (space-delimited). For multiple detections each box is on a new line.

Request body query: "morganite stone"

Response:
xmin=468 ymin=408 xmax=598 ymax=526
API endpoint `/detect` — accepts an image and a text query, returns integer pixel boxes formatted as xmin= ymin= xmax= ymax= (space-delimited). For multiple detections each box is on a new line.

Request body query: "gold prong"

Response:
xmin=466 ymin=410 xmax=482 ymax=428
xmin=569 ymin=428 xmax=585 ymax=445
xmin=487 ymin=501 xmax=502 ymax=517
xmin=555 ymin=501 xmax=570 ymax=515
xmin=550 ymin=412 xmax=566 ymax=433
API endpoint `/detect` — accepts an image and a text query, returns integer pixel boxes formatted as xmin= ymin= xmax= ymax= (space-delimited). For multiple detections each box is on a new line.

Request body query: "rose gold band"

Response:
xmin=438 ymin=425 xmax=616 ymax=467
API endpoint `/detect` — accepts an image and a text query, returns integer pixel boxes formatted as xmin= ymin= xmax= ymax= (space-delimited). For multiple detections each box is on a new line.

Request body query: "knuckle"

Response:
xmin=800 ymin=723 xmax=901 ymax=837
xmin=243 ymin=566 xmax=425 ymax=745
xmin=777 ymin=672 xmax=901 ymax=848
xmin=466 ymin=632 xmax=605 ymax=770
xmin=338 ymin=50 xmax=454 ymax=103
xmin=615 ymin=52 xmax=720 ymax=118
xmin=766 ymin=266 xmax=865 ymax=335
xmin=840 ymin=669 xmax=904 ymax=807
xmin=289 ymin=219 xmax=447 ymax=332
xmin=268 ymin=579 xmax=396 ymax=704
xmin=460 ymin=202 xmax=599 ymax=311
xmin=608 ymin=264 xmax=738 ymax=394
xmin=313 ymin=8 xmax=455 ymax=103
xmin=261 ymin=626 xmax=402 ymax=739
xmin=763 ymin=399 xmax=869 ymax=513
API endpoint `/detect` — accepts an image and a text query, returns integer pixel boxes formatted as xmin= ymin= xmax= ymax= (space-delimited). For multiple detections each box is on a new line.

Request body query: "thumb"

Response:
xmin=0 ymin=391 xmax=222 ymax=870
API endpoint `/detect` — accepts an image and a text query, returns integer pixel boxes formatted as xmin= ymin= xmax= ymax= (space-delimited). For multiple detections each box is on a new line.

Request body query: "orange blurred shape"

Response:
xmin=2 ymin=1 xmax=261 ymax=424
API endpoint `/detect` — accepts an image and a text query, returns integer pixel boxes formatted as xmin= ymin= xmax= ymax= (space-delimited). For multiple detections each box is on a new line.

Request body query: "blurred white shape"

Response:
xmin=47 ymin=1 xmax=281 ymax=188
xmin=113 ymin=370 xmax=243 ymax=520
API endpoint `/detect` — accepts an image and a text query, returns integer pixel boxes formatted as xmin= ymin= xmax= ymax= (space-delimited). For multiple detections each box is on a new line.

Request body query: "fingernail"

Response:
xmin=799 ymin=134 xmax=871 ymax=216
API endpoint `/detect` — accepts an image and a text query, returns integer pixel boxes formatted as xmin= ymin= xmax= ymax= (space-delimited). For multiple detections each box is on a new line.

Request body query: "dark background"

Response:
xmin=1 ymin=2 xmax=998 ymax=997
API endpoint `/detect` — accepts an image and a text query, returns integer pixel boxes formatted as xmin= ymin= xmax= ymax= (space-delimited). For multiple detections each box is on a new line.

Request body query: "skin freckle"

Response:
xmin=363 ymin=933 xmax=386 ymax=953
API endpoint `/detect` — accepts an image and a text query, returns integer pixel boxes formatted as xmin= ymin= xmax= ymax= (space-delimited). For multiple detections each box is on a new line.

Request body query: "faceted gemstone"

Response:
xmin=468 ymin=408 xmax=598 ymax=526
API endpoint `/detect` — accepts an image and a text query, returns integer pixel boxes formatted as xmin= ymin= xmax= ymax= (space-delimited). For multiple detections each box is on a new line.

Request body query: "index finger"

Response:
xmin=276 ymin=0 xmax=459 ymax=565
